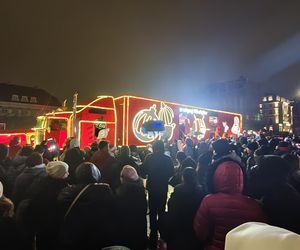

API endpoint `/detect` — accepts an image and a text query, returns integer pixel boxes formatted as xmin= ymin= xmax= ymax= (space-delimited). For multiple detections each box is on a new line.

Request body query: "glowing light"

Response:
xmin=179 ymin=107 xmax=208 ymax=115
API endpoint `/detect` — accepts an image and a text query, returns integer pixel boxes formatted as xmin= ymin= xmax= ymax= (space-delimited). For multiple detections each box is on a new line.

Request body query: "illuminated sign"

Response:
xmin=132 ymin=102 xmax=176 ymax=143
xmin=179 ymin=107 xmax=208 ymax=115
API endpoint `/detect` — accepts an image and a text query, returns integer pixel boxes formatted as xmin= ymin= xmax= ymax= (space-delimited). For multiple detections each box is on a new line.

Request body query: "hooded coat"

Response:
xmin=193 ymin=158 xmax=265 ymax=250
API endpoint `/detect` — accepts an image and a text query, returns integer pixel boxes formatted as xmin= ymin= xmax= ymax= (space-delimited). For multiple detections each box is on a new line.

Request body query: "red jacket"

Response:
xmin=91 ymin=150 xmax=116 ymax=184
xmin=193 ymin=160 xmax=265 ymax=250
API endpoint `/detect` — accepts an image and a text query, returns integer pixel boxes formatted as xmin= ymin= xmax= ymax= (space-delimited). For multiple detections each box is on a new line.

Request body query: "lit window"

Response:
xmin=262 ymin=97 xmax=267 ymax=102
xmin=11 ymin=94 xmax=19 ymax=102
xmin=276 ymin=96 xmax=280 ymax=101
xmin=259 ymin=104 xmax=262 ymax=108
xmin=21 ymin=96 xmax=29 ymax=102
xmin=268 ymin=96 xmax=273 ymax=101
xmin=30 ymin=97 xmax=37 ymax=103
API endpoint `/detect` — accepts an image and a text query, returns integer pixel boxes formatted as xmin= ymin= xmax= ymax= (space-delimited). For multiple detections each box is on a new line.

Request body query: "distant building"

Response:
xmin=293 ymin=101 xmax=300 ymax=135
xmin=0 ymin=83 xmax=61 ymax=130
xmin=259 ymin=94 xmax=293 ymax=133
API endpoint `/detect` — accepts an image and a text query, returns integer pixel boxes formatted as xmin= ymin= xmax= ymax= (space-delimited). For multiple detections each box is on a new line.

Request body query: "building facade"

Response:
xmin=0 ymin=83 xmax=61 ymax=130
xmin=259 ymin=94 xmax=293 ymax=133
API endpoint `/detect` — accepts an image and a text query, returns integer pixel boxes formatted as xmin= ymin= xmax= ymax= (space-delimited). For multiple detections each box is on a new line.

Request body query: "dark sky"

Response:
xmin=1 ymin=0 xmax=300 ymax=106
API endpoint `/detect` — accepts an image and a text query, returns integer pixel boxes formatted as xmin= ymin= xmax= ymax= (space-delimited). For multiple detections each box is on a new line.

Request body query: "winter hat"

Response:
xmin=76 ymin=162 xmax=101 ymax=184
xmin=0 ymin=181 xmax=3 ymax=198
xmin=225 ymin=222 xmax=300 ymax=250
xmin=246 ymin=141 xmax=259 ymax=152
xmin=25 ymin=152 xmax=43 ymax=168
xmin=70 ymin=138 xmax=80 ymax=149
xmin=46 ymin=161 xmax=69 ymax=179
xmin=212 ymin=139 xmax=230 ymax=156
xmin=121 ymin=165 xmax=139 ymax=182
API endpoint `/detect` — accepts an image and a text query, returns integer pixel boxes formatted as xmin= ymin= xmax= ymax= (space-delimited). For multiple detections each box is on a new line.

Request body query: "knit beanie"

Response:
xmin=0 ymin=181 xmax=3 ymax=198
xmin=46 ymin=161 xmax=69 ymax=179
xmin=121 ymin=165 xmax=139 ymax=182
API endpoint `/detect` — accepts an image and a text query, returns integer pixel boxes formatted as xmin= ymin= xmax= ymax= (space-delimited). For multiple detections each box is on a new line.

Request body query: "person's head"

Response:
xmin=69 ymin=138 xmax=80 ymax=149
xmin=25 ymin=152 xmax=43 ymax=168
xmin=129 ymin=145 xmax=138 ymax=156
xmin=98 ymin=140 xmax=109 ymax=152
xmin=46 ymin=161 xmax=69 ymax=179
xmin=246 ymin=141 xmax=259 ymax=155
xmin=197 ymin=141 xmax=209 ymax=154
xmin=9 ymin=136 xmax=20 ymax=146
xmin=120 ymin=165 xmax=139 ymax=183
xmin=205 ymin=158 xmax=244 ymax=194
xmin=181 ymin=157 xmax=197 ymax=170
xmin=76 ymin=162 xmax=101 ymax=184
xmin=119 ymin=146 xmax=130 ymax=158
xmin=91 ymin=142 xmax=98 ymax=152
xmin=269 ymin=138 xmax=280 ymax=152
xmin=256 ymin=155 xmax=291 ymax=185
xmin=198 ymin=151 xmax=212 ymax=168
xmin=19 ymin=145 xmax=34 ymax=157
xmin=176 ymin=151 xmax=187 ymax=164
xmin=34 ymin=144 xmax=45 ymax=155
xmin=258 ymin=138 xmax=268 ymax=147
xmin=212 ymin=139 xmax=230 ymax=157
xmin=0 ymin=144 xmax=8 ymax=161
xmin=182 ymin=167 xmax=198 ymax=186
xmin=254 ymin=145 xmax=270 ymax=163
xmin=152 ymin=140 xmax=164 ymax=154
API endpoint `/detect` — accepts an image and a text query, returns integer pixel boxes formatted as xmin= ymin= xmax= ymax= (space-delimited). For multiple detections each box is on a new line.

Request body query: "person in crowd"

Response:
xmin=130 ymin=144 xmax=143 ymax=163
xmin=0 ymin=144 xmax=12 ymax=197
xmin=194 ymin=157 xmax=265 ymax=250
xmin=83 ymin=146 xmax=92 ymax=161
xmin=115 ymin=165 xmax=148 ymax=250
xmin=161 ymin=167 xmax=204 ymax=250
xmin=169 ymin=155 xmax=195 ymax=187
xmin=282 ymin=154 xmax=300 ymax=194
xmin=58 ymin=162 xmax=116 ymax=250
xmin=212 ymin=139 xmax=231 ymax=161
xmin=269 ymin=138 xmax=280 ymax=152
xmin=247 ymin=155 xmax=300 ymax=234
xmin=59 ymin=137 xmax=73 ymax=161
xmin=274 ymin=141 xmax=290 ymax=156
xmin=63 ymin=138 xmax=84 ymax=184
xmin=225 ymin=222 xmax=300 ymax=250
xmin=195 ymin=141 xmax=209 ymax=161
xmin=34 ymin=144 xmax=49 ymax=165
xmin=183 ymin=138 xmax=195 ymax=159
xmin=111 ymin=146 xmax=139 ymax=191
xmin=11 ymin=145 xmax=34 ymax=174
xmin=0 ymin=181 xmax=22 ymax=250
xmin=245 ymin=141 xmax=259 ymax=171
xmin=91 ymin=140 xmax=116 ymax=185
xmin=141 ymin=140 xmax=174 ymax=249
xmin=197 ymin=151 xmax=213 ymax=186
xmin=8 ymin=136 xmax=22 ymax=159
xmin=13 ymin=152 xmax=46 ymax=207
xmin=24 ymin=161 xmax=69 ymax=250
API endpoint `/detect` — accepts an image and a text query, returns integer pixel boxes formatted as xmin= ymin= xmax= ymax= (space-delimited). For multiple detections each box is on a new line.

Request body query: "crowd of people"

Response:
xmin=0 ymin=133 xmax=300 ymax=250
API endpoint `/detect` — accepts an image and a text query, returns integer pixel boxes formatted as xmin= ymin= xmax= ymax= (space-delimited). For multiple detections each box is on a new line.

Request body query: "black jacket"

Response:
xmin=115 ymin=180 xmax=148 ymax=250
xmin=12 ymin=164 xmax=46 ymax=207
xmin=141 ymin=152 xmax=174 ymax=194
xmin=161 ymin=183 xmax=204 ymax=250
xmin=57 ymin=183 xmax=117 ymax=250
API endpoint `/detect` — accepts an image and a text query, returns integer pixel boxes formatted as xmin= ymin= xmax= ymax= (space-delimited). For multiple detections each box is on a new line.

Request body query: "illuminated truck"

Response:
xmin=32 ymin=95 xmax=242 ymax=149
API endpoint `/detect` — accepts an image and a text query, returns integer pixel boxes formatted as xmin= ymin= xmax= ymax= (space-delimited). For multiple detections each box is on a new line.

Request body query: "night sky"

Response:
xmin=1 ymin=1 xmax=300 ymax=106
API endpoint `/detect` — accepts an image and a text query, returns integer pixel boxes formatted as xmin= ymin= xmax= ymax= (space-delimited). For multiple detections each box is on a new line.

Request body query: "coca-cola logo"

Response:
xmin=132 ymin=103 xmax=176 ymax=143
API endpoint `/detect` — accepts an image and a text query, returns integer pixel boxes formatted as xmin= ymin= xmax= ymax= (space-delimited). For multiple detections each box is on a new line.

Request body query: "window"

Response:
xmin=259 ymin=104 xmax=262 ymax=108
xmin=30 ymin=97 xmax=37 ymax=103
xmin=262 ymin=97 xmax=267 ymax=102
xmin=21 ymin=96 xmax=29 ymax=102
xmin=276 ymin=96 xmax=281 ymax=101
xmin=268 ymin=96 xmax=273 ymax=101
xmin=11 ymin=94 xmax=19 ymax=102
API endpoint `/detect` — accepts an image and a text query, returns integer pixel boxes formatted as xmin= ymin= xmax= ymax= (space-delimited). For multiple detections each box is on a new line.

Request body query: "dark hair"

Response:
xmin=25 ymin=152 xmax=43 ymax=168
xmin=183 ymin=167 xmax=198 ymax=186
xmin=19 ymin=146 xmax=34 ymax=157
xmin=120 ymin=146 xmax=130 ymax=158
xmin=181 ymin=157 xmax=197 ymax=170
xmin=176 ymin=151 xmax=187 ymax=163
xmin=98 ymin=141 xmax=109 ymax=150
xmin=129 ymin=145 xmax=138 ymax=153
xmin=152 ymin=140 xmax=164 ymax=154
xmin=34 ymin=145 xmax=45 ymax=154
xmin=212 ymin=139 xmax=230 ymax=156
xmin=76 ymin=162 xmax=101 ymax=184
